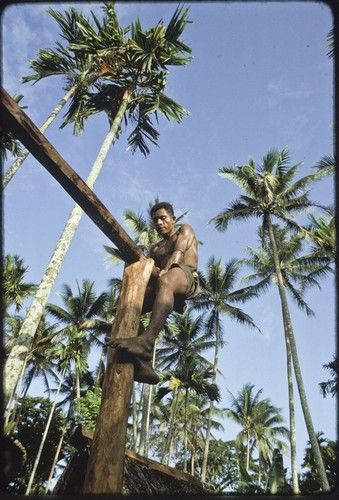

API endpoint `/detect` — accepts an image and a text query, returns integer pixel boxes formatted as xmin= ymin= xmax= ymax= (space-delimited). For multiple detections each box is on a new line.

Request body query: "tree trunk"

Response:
xmin=138 ymin=344 xmax=157 ymax=456
xmin=267 ymin=217 xmax=330 ymax=492
xmin=82 ymin=258 xmax=154 ymax=495
xmin=4 ymin=91 xmax=132 ymax=401
xmin=138 ymin=383 xmax=152 ymax=456
xmin=162 ymin=390 xmax=179 ymax=464
xmin=201 ymin=311 xmax=220 ymax=482
xmin=25 ymin=366 xmax=66 ymax=495
xmin=2 ymin=86 xmax=75 ymax=188
xmin=183 ymin=388 xmax=189 ymax=473
xmin=285 ymin=328 xmax=300 ymax=493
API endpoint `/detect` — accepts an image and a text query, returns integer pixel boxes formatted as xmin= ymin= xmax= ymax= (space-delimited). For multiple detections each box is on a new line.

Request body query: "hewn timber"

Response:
xmin=82 ymin=258 xmax=154 ymax=495
xmin=0 ymin=86 xmax=143 ymax=265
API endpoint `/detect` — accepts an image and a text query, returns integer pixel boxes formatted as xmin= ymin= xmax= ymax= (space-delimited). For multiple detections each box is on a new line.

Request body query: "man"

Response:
xmin=106 ymin=201 xmax=199 ymax=384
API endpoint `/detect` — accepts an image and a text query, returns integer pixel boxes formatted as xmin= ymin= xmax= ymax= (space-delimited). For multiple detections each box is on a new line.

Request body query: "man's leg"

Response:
xmin=106 ymin=267 xmax=188 ymax=360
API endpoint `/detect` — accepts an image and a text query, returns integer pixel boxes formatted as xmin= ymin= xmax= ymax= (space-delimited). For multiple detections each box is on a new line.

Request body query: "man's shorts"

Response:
xmin=170 ymin=264 xmax=199 ymax=314
xmin=170 ymin=263 xmax=199 ymax=299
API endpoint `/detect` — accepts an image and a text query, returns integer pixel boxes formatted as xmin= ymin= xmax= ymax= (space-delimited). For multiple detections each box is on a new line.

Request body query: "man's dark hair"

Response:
xmin=150 ymin=202 xmax=174 ymax=217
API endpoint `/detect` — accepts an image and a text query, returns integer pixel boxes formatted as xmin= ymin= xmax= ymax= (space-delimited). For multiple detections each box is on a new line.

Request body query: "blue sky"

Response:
xmin=2 ymin=0 xmax=336 ymax=479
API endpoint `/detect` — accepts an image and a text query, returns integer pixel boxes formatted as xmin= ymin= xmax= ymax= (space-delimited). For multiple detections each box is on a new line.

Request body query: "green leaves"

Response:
xmin=213 ymin=147 xmax=326 ymax=234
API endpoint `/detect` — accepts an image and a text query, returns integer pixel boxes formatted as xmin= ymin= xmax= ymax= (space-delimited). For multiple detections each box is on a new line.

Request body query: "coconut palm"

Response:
xmin=326 ymin=28 xmax=334 ymax=60
xmin=156 ymin=359 xmax=220 ymax=471
xmin=25 ymin=326 xmax=90 ymax=495
xmin=240 ymin=223 xmax=332 ymax=492
xmin=2 ymin=7 xmax=104 ymax=187
xmin=157 ymin=311 xmax=215 ymax=372
xmin=192 ymin=256 xmax=260 ymax=482
xmin=45 ymin=279 xmax=107 ymax=398
xmin=304 ymin=209 xmax=335 ymax=263
xmin=319 ymin=355 xmax=338 ymax=398
xmin=4 ymin=313 xmax=59 ymax=434
xmin=226 ymin=384 xmax=289 ymax=488
xmin=3 ymin=254 xmax=36 ymax=314
xmin=4 ymin=4 xmax=192 ymax=402
xmin=312 ymin=154 xmax=335 ymax=176
xmin=210 ymin=147 xmax=330 ymax=492
xmin=0 ymin=94 xmax=24 ymax=163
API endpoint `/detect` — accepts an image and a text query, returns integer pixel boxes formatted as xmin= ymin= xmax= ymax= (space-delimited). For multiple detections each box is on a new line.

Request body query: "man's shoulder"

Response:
xmin=178 ymin=223 xmax=195 ymax=235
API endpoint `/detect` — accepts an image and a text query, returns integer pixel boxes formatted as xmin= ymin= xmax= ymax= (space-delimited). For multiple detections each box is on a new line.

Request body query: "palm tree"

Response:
xmin=46 ymin=279 xmax=107 ymax=398
xmin=0 ymin=94 xmax=24 ymax=163
xmin=156 ymin=359 xmax=220 ymax=471
xmin=2 ymin=7 xmax=103 ymax=188
xmin=4 ymin=4 xmax=192 ymax=402
xmin=210 ymin=147 xmax=331 ymax=492
xmin=25 ymin=326 xmax=90 ymax=495
xmin=326 ymin=28 xmax=334 ymax=60
xmin=305 ymin=209 xmax=335 ymax=263
xmin=226 ymin=384 xmax=289 ymax=489
xmin=2 ymin=254 xmax=36 ymax=313
xmin=157 ymin=311 xmax=215 ymax=371
xmin=192 ymin=256 xmax=260 ymax=483
xmin=319 ymin=355 xmax=338 ymax=398
xmin=312 ymin=154 xmax=335 ymax=176
xmin=4 ymin=313 xmax=59 ymax=434
xmin=240 ymin=223 xmax=332 ymax=492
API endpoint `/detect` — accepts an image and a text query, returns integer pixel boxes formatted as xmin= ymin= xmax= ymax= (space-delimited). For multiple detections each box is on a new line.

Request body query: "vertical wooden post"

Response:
xmin=82 ymin=258 xmax=154 ymax=495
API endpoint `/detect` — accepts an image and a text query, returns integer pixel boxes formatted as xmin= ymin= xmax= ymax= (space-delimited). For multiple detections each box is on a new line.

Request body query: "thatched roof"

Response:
xmin=53 ymin=426 xmax=206 ymax=496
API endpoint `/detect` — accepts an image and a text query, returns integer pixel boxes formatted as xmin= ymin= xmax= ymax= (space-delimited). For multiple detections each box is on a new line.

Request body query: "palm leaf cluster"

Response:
xmin=60 ymin=3 xmax=192 ymax=154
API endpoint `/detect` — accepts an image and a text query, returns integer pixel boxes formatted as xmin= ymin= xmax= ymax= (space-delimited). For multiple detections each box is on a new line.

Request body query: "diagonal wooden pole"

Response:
xmin=0 ymin=86 xmax=143 ymax=264
xmin=82 ymin=258 xmax=154 ymax=495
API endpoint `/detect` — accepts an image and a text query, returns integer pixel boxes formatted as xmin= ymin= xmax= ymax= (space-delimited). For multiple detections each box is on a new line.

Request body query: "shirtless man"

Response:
xmin=106 ymin=202 xmax=199 ymax=384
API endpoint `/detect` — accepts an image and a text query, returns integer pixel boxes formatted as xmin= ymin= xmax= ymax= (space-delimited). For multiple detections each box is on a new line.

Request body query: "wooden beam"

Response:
xmin=82 ymin=258 xmax=154 ymax=495
xmin=0 ymin=86 xmax=144 ymax=265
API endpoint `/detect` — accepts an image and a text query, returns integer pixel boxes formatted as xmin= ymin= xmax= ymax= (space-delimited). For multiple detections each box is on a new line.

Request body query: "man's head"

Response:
xmin=150 ymin=202 xmax=176 ymax=238
xmin=150 ymin=201 xmax=174 ymax=218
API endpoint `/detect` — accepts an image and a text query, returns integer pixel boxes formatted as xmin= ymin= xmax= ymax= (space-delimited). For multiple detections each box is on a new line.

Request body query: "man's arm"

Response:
xmin=159 ymin=224 xmax=194 ymax=276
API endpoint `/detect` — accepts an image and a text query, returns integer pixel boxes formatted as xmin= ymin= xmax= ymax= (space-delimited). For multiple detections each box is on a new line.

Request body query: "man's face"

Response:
xmin=152 ymin=208 xmax=176 ymax=237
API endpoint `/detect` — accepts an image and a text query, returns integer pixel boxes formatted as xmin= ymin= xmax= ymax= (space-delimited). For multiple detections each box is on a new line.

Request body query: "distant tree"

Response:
xmin=0 ymin=94 xmax=24 ymax=163
xmin=194 ymin=439 xmax=241 ymax=493
xmin=6 ymin=396 xmax=66 ymax=495
xmin=46 ymin=279 xmax=107 ymax=399
xmin=319 ymin=355 xmax=338 ymax=398
xmin=226 ymin=383 xmax=289 ymax=490
xmin=210 ymin=147 xmax=330 ymax=492
xmin=326 ymin=28 xmax=334 ymax=60
xmin=265 ymin=448 xmax=290 ymax=494
xmin=3 ymin=254 xmax=36 ymax=313
xmin=2 ymin=7 xmax=102 ymax=187
xmin=305 ymin=209 xmax=335 ymax=263
xmin=192 ymin=256 xmax=260 ymax=482
xmin=299 ymin=432 xmax=337 ymax=494
xmin=240 ymin=223 xmax=332 ymax=493
xmin=76 ymin=387 xmax=102 ymax=431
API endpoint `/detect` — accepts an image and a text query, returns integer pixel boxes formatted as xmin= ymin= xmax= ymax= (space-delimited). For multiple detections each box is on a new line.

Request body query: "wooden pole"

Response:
xmin=82 ymin=258 xmax=154 ymax=495
xmin=0 ymin=86 xmax=143 ymax=264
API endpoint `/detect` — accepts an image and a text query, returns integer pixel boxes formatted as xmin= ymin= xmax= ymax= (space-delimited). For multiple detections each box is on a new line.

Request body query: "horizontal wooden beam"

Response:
xmin=0 ymin=86 xmax=144 ymax=265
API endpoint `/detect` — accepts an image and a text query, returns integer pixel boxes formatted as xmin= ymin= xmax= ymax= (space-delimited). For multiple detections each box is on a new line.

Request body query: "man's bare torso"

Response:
xmin=150 ymin=224 xmax=198 ymax=270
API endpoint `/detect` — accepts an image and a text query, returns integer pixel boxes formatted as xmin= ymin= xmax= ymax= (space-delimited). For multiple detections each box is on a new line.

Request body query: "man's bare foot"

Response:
xmin=105 ymin=335 xmax=154 ymax=361
xmin=133 ymin=357 xmax=160 ymax=385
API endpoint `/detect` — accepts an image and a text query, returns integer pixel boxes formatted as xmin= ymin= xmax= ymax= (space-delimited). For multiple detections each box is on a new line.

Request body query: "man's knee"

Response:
xmin=157 ymin=270 xmax=187 ymax=295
